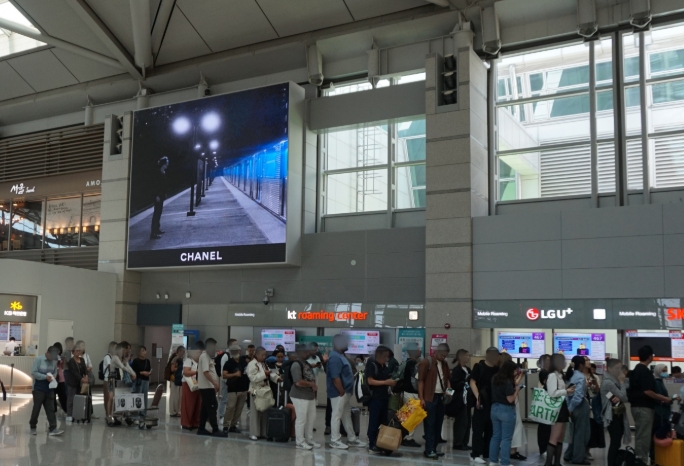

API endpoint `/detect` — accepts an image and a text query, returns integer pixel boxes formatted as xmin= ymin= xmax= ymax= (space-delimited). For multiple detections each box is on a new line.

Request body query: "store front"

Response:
xmin=0 ymin=170 xmax=101 ymax=251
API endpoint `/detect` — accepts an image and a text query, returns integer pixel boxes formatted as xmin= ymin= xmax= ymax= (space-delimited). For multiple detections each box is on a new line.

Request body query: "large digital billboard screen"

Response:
xmin=127 ymin=83 xmax=292 ymax=268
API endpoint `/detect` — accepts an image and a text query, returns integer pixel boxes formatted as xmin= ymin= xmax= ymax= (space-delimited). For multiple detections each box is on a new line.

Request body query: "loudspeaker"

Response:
xmin=576 ymin=0 xmax=598 ymax=38
xmin=480 ymin=6 xmax=501 ymax=56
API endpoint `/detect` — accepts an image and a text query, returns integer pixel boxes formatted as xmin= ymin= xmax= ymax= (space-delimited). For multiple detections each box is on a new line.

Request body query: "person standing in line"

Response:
xmin=627 ymin=345 xmax=672 ymax=466
xmin=131 ymin=346 xmax=152 ymax=420
xmin=150 ymin=156 xmax=168 ymax=240
xmin=600 ymin=359 xmax=631 ymax=466
xmin=365 ymin=345 xmax=396 ymax=454
xmin=488 ymin=361 xmax=524 ymax=466
xmin=470 ymin=347 xmax=500 ymax=465
xmin=240 ymin=344 xmax=256 ymax=413
xmin=451 ymin=348 xmax=472 ymax=451
xmin=536 ymin=355 xmax=552 ymax=459
xmin=101 ymin=342 xmax=116 ymax=420
xmin=651 ymin=364 xmax=677 ymax=461
xmin=327 ymin=334 xmax=367 ymax=450
xmin=29 ymin=346 xmax=64 ymax=436
xmin=106 ymin=341 xmax=136 ymax=424
xmin=246 ymin=346 xmax=280 ymax=441
xmin=418 ymin=343 xmax=451 ymax=460
xmin=217 ymin=339 xmax=237 ymax=423
xmin=181 ymin=342 xmax=202 ymax=431
xmin=544 ymin=354 xmax=575 ymax=466
xmin=497 ymin=353 xmax=527 ymax=462
xmin=197 ymin=338 xmax=226 ymax=437
xmin=52 ymin=342 xmax=67 ymax=416
xmin=563 ymin=356 xmax=591 ymax=465
xmin=65 ymin=343 xmax=88 ymax=423
xmin=221 ymin=344 xmax=248 ymax=433
xmin=290 ymin=344 xmax=320 ymax=450
xmin=168 ymin=346 xmax=185 ymax=418
xmin=76 ymin=340 xmax=98 ymax=420
xmin=401 ymin=342 xmax=422 ymax=448
xmin=63 ymin=337 xmax=74 ymax=363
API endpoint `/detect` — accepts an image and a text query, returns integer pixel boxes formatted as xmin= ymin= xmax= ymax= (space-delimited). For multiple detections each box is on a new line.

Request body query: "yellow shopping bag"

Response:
xmin=397 ymin=399 xmax=427 ymax=433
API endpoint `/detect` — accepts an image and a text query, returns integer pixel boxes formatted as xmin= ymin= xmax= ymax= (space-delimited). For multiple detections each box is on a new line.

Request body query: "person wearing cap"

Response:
xmin=470 ymin=347 xmax=500 ymax=464
xmin=30 ymin=346 xmax=64 ymax=436
xmin=290 ymin=344 xmax=320 ymax=449
xmin=221 ymin=344 xmax=249 ymax=434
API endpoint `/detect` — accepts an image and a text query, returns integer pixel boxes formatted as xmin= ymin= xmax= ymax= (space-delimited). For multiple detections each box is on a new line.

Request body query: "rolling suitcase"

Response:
xmin=655 ymin=438 xmax=684 ymax=466
xmin=73 ymin=394 xmax=90 ymax=423
xmin=267 ymin=387 xmax=291 ymax=442
xmin=350 ymin=407 xmax=361 ymax=436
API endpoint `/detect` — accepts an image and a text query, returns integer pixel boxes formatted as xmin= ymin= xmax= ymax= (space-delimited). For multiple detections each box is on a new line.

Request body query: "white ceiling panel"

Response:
xmin=16 ymin=0 xmax=113 ymax=57
xmin=7 ymin=50 xmax=79 ymax=92
xmin=83 ymin=0 xmax=136 ymax=57
xmin=256 ymin=0 xmax=353 ymax=37
xmin=155 ymin=6 xmax=212 ymax=66
xmin=176 ymin=0 xmax=278 ymax=52
xmin=342 ymin=0 xmax=429 ymax=21
xmin=51 ymin=48 xmax=124 ymax=82
xmin=0 ymin=62 xmax=35 ymax=101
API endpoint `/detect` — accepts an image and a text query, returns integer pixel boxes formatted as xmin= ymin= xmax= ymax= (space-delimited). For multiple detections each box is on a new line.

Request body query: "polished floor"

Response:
xmin=0 ymin=391 xmax=621 ymax=466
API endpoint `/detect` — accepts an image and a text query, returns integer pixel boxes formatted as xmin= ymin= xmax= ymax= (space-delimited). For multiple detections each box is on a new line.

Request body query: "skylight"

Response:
xmin=0 ymin=0 xmax=45 ymax=58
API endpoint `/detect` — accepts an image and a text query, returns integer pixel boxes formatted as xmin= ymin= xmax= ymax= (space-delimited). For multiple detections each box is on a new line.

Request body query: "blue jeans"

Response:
xmin=132 ymin=379 xmax=149 ymax=417
xmin=489 ymin=403 xmax=516 ymax=466
xmin=367 ymin=398 xmax=389 ymax=448
xmin=424 ymin=394 xmax=445 ymax=454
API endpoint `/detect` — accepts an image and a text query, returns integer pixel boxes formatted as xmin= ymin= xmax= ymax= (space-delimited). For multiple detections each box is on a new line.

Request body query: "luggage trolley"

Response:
xmin=111 ymin=384 xmax=164 ymax=429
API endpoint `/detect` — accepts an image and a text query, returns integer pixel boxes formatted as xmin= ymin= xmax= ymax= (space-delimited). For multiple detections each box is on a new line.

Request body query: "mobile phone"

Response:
xmin=518 ymin=384 xmax=526 ymax=389
xmin=567 ymin=383 xmax=576 ymax=389
xmin=445 ymin=388 xmax=455 ymax=396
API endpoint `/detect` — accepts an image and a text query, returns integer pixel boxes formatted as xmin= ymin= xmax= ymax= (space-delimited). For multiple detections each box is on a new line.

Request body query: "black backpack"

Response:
xmin=614 ymin=447 xmax=637 ymax=466
xmin=214 ymin=352 xmax=224 ymax=378
xmin=282 ymin=359 xmax=302 ymax=393
xmin=98 ymin=354 xmax=110 ymax=381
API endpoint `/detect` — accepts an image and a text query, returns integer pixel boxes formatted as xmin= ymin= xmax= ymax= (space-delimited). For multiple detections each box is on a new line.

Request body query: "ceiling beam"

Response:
xmin=0 ymin=17 xmax=124 ymax=70
xmin=129 ymin=0 xmax=153 ymax=69
xmin=64 ymin=0 xmax=143 ymax=80
xmin=151 ymin=0 xmax=176 ymax=62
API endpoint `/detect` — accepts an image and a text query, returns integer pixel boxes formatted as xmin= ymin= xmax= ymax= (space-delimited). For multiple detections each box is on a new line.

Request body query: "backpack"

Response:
xmin=282 ymin=359 xmax=301 ymax=393
xmin=613 ymin=447 xmax=637 ymax=466
xmin=354 ymin=364 xmax=373 ymax=403
xmin=98 ymin=354 xmax=110 ymax=381
xmin=391 ymin=359 xmax=408 ymax=393
xmin=214 ymin=352 xmax=225 ymax=378
xmin=163 ymin=357 xmax=174 ymax=381
xmin=411 ymin=356 xmax=432 ymax=391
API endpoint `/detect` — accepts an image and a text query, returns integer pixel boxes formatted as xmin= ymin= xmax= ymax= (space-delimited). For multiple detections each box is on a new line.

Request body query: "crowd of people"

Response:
xmin=29 ymin=336 xmax=684 ymax=465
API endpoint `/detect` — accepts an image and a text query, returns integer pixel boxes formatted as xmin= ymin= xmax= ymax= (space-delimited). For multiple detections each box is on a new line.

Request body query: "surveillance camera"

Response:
xmin=204 ymin=88 xmax=211 ymax=96
xmin=263 ymin=296 xmax=269 ymax=305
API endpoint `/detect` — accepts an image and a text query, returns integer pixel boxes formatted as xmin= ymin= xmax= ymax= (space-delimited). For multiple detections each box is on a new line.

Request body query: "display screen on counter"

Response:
xmin=127 ymin=83 xmax=292 ymax=268
xmin=554 ymin=333 xmax=606 ymax=360
xmin=497 ymin=332 xmax=545 ymax=359
xmin=341 ymin=330 xmax=380 ymax=355
xmin=260 ymin=329 xmax=295 ymax=352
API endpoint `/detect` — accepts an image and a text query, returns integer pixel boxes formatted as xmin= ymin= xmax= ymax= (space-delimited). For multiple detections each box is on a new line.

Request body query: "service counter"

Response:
xmin=0 ymin=356 xmax=35 ymax=388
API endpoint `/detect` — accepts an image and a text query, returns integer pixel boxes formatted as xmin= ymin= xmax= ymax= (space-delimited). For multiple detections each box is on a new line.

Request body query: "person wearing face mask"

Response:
xmin=600 ymin=359 xmax=631 ymax=466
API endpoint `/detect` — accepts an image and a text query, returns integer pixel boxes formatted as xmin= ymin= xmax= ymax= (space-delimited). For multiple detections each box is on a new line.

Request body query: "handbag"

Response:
xmin=183 ymin=375 xmax=199 ymax=391
xmin=80 ymin=382 xmax=90 ymax=395
xmin=252 ymin=363 xmax=275 ymax=412
xmin=396 ymin=398 xmax=428 ymax=433
xmin=437 ymin=363 xmax=452 ymax=405
xmin=376 ymin=424 xmax=402 ymax=451
xmin=528 ymin=387 xmax=564 ymax=425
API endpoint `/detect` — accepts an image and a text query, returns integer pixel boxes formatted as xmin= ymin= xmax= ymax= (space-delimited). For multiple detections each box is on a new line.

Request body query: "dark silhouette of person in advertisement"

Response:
xmin=151 ymin=156 xmax=169 ymax=240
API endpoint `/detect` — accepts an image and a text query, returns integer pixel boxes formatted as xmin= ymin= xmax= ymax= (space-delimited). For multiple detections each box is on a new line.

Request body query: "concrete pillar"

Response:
xmin=99 ymin=112 xmax=141 ymax=343
xmin=424 ymin=29 xmax=489 ymax=355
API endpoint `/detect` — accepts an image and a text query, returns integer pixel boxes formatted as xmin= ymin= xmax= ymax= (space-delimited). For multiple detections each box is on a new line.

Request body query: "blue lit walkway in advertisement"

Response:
xmin=128 ymin=176 xmax=285 ymax=252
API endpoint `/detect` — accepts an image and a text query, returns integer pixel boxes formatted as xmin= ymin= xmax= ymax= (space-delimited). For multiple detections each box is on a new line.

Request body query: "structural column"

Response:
xmin=424 ymin=29 xmax=489 ymax=354
xmin=98 ymin=112 xmax=141 ymax=343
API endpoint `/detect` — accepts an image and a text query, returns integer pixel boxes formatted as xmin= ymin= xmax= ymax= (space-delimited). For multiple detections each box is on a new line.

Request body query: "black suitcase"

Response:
xmin=350 ymin=407 xmax=361 ymax=436
xmin=267 ymin=387 xmax=291 ymax=442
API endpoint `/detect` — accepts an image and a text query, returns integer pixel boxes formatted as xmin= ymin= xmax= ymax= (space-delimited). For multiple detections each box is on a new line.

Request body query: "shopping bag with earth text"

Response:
xmin=528 ymin=387 xmax=563 ymax=425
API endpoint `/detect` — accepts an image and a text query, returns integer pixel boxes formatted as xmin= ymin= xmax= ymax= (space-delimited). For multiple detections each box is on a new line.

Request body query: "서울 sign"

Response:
xmin=0 ymin=294 xmax=37 ymax=323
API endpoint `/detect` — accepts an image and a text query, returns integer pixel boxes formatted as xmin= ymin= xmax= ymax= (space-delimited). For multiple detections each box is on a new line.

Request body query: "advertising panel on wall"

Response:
xmin=127 ymin=83 xmax=303 ymax=269
xmin=474 ymin=299 xmax=684 ymax=330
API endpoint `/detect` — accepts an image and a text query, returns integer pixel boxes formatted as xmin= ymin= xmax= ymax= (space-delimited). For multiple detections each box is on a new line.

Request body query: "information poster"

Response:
xmin=430 ymin=334 xmax=448 ymax=356
xmin=497 ymin=332 xmax=545 ymax=359
xmin=0 ymin=324 xmax=8 ymax=341
xmin=261 ymin=329 xmax=296 ymax=352
xmin=9 ymin=323 xmax=21 ymax=341
xmin=554 ymin=333 xmax=606 ymax=360
xmin=171 ymin=324 xmax=184 ymax=352
xmin=671 ymin=331 xmax=684 ymax=361
xmin=341 ymin=330 xmax=380 ymax=354
xmin=397 ymin=328 xmax=425 ymax=359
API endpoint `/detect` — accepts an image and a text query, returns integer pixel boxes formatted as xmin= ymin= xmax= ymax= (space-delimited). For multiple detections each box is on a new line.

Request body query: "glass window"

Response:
xmin=397 ymin=72 xmax=426 ymax=85
xmin=326 ymin=125 xmax=388 ymax=171
xmin=0 ymin=2 xmax=45 ymax=59
xmin=326 ymin=169 xmax=388 ymax=214
xmin=45 ymin=197 xmax=81 ymax=248
xmin=396 ymin=119 xmax=426 ymax=163
xmin=80 ymin=195 xmax=101 ymax=247
xmin=396 ymin=166 xmax=426 ymax=209
xmin=326 ymin=81 xmax=373 ymax=96
xmin=10 ymin=199 xmax=44 ymax=250
xmin=0 ymin=201 xmax=9 ymax=251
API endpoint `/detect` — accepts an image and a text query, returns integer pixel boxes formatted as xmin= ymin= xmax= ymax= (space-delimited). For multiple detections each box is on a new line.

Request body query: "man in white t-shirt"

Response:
xmin=4 ymin=337 xmax=19 ymax=356
xmin=197 ymin=338 xmax=227 ymax=437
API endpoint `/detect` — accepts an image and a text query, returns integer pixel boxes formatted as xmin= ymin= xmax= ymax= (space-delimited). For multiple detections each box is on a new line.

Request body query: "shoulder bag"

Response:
xmin=183 ymin=361 xmax=199 ymax=392
xmin=253 ymin=363 xmax=275 ymax=412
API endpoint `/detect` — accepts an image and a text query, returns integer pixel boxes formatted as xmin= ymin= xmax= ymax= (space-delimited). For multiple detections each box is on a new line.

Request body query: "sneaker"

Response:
xmin=585 ymin=453 xmax=594 ymax=460
xmin=65 ymin=417 xmax=73 ymax=423
xmin=369 ymin=446 xmax=383 ymax=455
xmin=49 ymin=429 xmax=64 ymax=436
xmin=402 ymin=439 xmax=421 ymax=448
xmin=436 ymin=452 xmax=445 ymax=457
xmin=196 ymin=429 xmax=211 ymax=436
xmin=309 ymin=442 xmax=322 ymax=449
xmin=324 ymin=426 xmax=331 ymax=435
xmin=30 ymin=428 xmax=37 ymax=435
xmin=229 ymin=427 xmax=242 ymax=434
xmin=211 ymin=430 xmax=228 ymax=438
xmin=296 ymin=443 xmax=313 ymax=450
xmin=90 ymin=415 xmax=100 ymax=420
xmin=424 ymin=451 xmax=439 ymax=460
xmin=330 ymin=441 xmax=349 ymax=450
xmin=347 ymin=439 xmax=367 ymax=448
xmin=471 ymin=457 xmax=487 ymax=464
xmin=249 ymin=435 xmax=258 ymax=441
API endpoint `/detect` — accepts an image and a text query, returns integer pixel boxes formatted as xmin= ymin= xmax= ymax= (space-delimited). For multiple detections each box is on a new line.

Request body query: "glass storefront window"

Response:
xmin=80 ymin=195 xmax=101 ymax=247
xmin=0 ymin=201 xmax=9 ymax=251
xmin=45 ymin=197 xmax=81 ymax=248
xmin=10 ymin=199 xmax=44 ymax=250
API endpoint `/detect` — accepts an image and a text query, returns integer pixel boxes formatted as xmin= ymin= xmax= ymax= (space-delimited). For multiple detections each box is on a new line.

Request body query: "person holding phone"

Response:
xmin=563 ymin=356 xmax=591 ymax=465
xmin=600 ymin=359 xmax=630 ymax=466
xmin=488 ymin=361 xmax=524 ymax=466
xmin=544 ymin=354 xmax=575 ymax=466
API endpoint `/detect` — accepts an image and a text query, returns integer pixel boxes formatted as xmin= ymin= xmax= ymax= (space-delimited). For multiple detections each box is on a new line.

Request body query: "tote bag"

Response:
xmin=528 ymin=387 xmax=564 ymax=425
xmin=252 ymin=363 xmax=275 ymax=412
